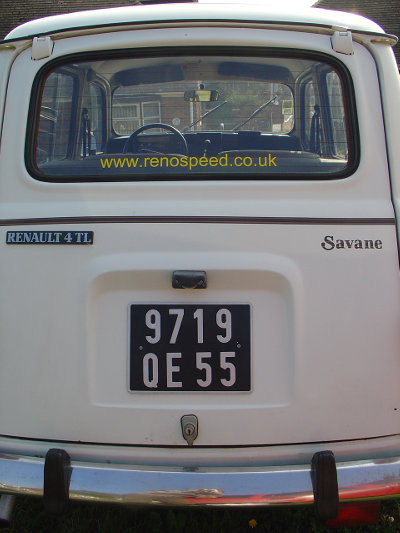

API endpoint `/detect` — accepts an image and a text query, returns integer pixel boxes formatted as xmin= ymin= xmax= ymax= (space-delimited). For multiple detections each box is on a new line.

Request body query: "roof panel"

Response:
xmin=4 ymin=2 xmax=385 ymax=41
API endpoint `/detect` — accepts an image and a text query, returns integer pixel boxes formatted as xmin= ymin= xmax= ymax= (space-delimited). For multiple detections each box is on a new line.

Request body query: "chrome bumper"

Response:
xmin=1 ymin=451 xmax=400 ymax=506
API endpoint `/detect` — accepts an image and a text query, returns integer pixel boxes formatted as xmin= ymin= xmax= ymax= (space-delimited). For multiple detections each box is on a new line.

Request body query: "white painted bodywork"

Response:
xmin=0 ymin=4 xmax=400 ymax=454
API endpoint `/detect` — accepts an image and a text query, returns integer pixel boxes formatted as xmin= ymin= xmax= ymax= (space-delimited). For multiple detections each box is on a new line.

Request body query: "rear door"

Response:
xmin=0 ymin=27 xmax=399 ymax=447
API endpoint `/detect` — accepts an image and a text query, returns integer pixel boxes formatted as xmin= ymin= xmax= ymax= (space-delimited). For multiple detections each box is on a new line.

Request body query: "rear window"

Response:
xmin=28 ymin=49 xmax=357 ymax=181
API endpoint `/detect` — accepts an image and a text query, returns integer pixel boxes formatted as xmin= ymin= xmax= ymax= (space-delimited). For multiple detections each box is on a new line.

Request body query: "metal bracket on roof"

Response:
xmin=32 ymin=36 xmax=54 ymax=60
xmin=331 ymin=27 xmax=353 ymax=55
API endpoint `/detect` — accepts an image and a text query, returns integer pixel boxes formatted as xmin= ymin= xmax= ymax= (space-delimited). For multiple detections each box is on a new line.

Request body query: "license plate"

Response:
xmin=129 ymin=304 xmax=250 ymax=391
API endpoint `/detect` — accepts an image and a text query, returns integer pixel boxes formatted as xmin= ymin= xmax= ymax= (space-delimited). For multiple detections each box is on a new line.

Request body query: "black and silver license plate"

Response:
xmin=130 ymin=304 xmax=250 ymax=391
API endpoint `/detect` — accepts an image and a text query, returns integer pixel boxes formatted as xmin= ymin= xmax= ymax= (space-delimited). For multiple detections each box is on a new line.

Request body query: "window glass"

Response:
xmin=82 ymin=82 xmax=105 ymax=156
xmin=303 ymin=80 xmax=316 ymax=149
xmin=31 ymin=53 xmax=354 ymax=180
xmin=143 ymin=101 xmax=161 ymax=125
xmin=326 ymin=71 xmax=348 ymax=159
xmin=113 ymin=102 xmax=140 ymax=135
xmin=112 ymin=90 xmax=162 ymax=134
xmin=37 ymin=71 xmax=74 ymax=164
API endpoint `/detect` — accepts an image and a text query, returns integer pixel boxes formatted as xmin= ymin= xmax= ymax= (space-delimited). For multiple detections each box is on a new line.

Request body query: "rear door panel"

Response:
xmin=0 ymin=221 xmax=399 ymax=445
xmin=0 ymin=31 xmax=399 ymax=447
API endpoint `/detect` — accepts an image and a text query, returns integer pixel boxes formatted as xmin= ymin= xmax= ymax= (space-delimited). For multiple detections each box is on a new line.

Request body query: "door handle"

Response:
xmin=172 ymin=270 xmax=207 ymax=289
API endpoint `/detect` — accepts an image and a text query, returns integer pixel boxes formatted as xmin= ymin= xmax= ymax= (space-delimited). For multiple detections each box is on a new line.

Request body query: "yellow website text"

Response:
xmin=100 ymin=153 xmax=278 ymax=171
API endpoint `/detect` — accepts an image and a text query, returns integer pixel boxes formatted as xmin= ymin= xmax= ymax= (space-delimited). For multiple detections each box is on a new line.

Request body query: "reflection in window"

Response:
xmin=113 ymin=89 xmax=161 ymax=134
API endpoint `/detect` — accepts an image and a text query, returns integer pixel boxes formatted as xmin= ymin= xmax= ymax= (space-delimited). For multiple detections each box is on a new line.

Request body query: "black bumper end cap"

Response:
xmin=311 ymin=450 xmax=339 ymax=520
xmin=43 ymin=448 xmax=71 ymax=515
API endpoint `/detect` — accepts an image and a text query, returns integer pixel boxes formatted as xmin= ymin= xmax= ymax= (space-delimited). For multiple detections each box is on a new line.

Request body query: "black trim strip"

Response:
xmin=0 ymin=216 xmax=395 ymax=226
xmin=1 ymin=431 xmax=399 ymax=449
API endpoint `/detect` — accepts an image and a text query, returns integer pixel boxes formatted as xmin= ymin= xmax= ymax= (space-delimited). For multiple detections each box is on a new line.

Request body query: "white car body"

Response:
xmin=0 ymin=0 xmax=400 ymax=523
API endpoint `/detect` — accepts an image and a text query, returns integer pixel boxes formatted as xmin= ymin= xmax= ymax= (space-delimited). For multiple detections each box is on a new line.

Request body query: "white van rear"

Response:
xmin=1 ymin=1 xmax=400 ymax=526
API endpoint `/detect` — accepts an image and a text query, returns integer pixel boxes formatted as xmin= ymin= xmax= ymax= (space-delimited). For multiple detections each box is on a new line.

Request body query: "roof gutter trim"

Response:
xmin=1 ymin=19 xmax=396 ymax=47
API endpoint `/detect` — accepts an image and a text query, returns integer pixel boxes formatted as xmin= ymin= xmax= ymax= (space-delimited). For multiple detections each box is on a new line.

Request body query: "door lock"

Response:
xmin=181 ymin=414 xmax=198 ymax=446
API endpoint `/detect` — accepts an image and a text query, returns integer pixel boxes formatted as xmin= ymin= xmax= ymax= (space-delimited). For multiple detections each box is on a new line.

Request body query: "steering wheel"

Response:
xmin=123 ymin=123 xmax=188 ymax=155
